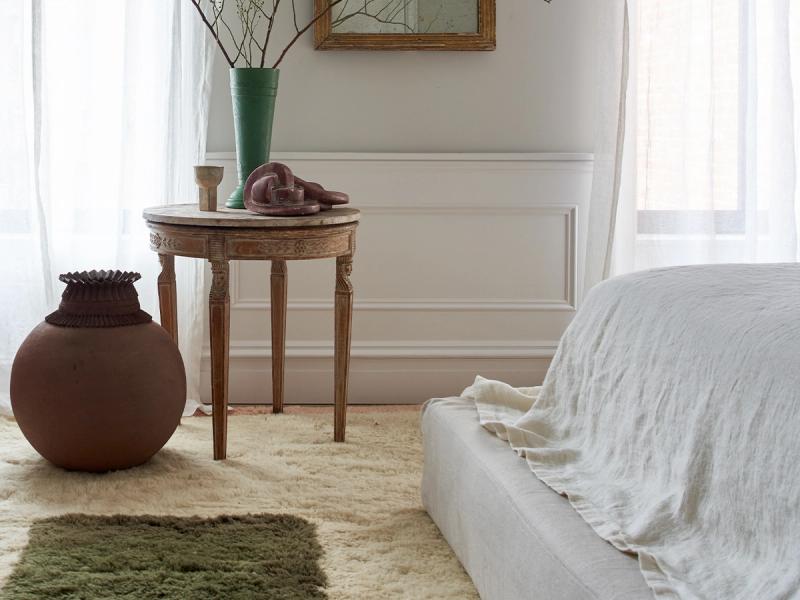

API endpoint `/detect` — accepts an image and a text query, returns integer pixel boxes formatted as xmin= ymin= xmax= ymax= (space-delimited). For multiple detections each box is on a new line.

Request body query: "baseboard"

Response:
xmin=200 ymin=355 xmax=551 ymax=405
xmin=202 ymin=340 xmax=559 ymax=359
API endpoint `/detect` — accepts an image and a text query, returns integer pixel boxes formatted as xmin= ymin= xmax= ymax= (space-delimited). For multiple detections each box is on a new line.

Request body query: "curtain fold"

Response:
xmin=0 ymin=1 xmax=214 ymax=416
xmin=583 ymin=0 xmax=630 ymax=295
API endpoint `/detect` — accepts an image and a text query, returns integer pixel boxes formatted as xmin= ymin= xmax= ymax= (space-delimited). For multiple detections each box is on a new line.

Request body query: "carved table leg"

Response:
xmin=209 ymin=259 xmax=230 ymax=460
xmin=157 ymin=254 xmax=178 ymax=344
xmin=270 ymin=260 xmax=288 ymax=414
xmin=334 ymin=254 xmax=354 ymax=442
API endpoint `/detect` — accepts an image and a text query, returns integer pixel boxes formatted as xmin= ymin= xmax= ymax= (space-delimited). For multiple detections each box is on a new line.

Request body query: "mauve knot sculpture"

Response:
xmin=244 ymin=162 xmax=350 ymax=217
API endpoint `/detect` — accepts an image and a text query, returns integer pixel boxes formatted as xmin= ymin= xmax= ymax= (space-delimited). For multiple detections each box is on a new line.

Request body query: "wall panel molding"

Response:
xmin=204 ymin=340 xmax=560 ymax=360
xmin=230 ymin=205 xmax=577 ymax=313
xmin=206 ymin=151 xmax=593 ymax=163
xmin=200 ymin=152 xmax=592 ymax=404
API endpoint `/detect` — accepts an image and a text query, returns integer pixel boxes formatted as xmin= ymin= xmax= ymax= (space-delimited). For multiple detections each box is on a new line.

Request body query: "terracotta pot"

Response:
xmin=10 ymin=270 xmax=185 ymax=472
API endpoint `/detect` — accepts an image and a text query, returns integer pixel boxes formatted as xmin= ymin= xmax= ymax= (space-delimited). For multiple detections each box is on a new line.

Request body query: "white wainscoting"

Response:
xmin=200 ymin=152 xmax=593 ymax=405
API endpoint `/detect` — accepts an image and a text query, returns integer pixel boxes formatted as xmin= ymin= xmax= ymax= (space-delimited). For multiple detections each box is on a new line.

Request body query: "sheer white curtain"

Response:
xmin=583 ymin=0 xmax=629 ymax=292
xmin=606 ymin=0 xmax=800 ymax=276
xmin=0 ymin=1 xmax=214 ymax=416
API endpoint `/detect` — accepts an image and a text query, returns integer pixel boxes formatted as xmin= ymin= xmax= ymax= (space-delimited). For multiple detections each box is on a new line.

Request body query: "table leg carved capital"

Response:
xmin=157 ymin=254 xmax=178 ymax=344
xmin=143 ymin=204 xmax=360 ymax=460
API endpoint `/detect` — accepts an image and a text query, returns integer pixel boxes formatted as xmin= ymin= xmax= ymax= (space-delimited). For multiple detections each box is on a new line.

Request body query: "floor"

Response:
xmin=0 ymin=407 xmax=477 ymax=599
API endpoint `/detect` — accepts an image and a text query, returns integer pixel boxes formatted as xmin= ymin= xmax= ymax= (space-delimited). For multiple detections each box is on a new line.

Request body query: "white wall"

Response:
xmin=206 ymin=0 xmax=599 ymax=153
xmin=200 ymin=152 xmax=592 ymax=405
xmin=200 ymin=1 xmax=598 ymax=405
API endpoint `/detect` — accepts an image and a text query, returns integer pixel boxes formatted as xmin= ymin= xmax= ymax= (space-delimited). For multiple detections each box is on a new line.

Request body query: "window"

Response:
xmin=635 ymin=0 xmax=743 ymax=236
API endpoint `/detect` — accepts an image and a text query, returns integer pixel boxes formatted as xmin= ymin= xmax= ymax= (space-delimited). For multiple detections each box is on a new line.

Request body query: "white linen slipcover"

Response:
xmin=467 ymin=264 xmax=800 ymax=599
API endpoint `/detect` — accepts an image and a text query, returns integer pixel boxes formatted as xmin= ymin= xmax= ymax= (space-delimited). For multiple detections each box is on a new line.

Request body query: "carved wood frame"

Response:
xmin=314 ymin=0 xmax=495 ymax=51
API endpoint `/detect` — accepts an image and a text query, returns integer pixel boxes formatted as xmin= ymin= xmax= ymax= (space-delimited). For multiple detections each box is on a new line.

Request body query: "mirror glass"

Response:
xmin=331 ymin=0 xmax=479 ymax=34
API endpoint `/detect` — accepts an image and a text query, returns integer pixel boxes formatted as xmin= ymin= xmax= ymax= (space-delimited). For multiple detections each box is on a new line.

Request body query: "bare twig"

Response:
xmin=192 ymin=0 xmax=486 ymax=70
xmin=385 ymin=0 xmax=410 ymax=24
xmin=190 ymin=0 xmax=235 ymax=67
xmin=214 ymin=0 xmax=248 ymax=65
xmin=333 ymin=0 xmax=352 ymax=22
xmin=234 ymin=0 xmax=253 ymax=66
xmin=247 ymin=12 xmax=266 ymax=64
xmin=255 ymin=1 xmax=276 ymax=67
xmin=332 ymin=9 xmax=413 ymax=33
xmin=261 ymin=0 xmax=281 ymax=66
xmin=331 ymin=0 xmax=414 ymax=33
xmin=273 ymin=0 xmax=348 ymax=68
xmin=209 ymin=0 xmax=223 ymax=31
xmin=291 ymin=0 xmax=300 ymax=32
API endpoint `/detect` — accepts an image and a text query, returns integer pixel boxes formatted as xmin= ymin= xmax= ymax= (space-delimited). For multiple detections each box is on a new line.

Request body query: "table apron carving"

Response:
xmin=149 ymin=229 xmax=208 ymax=258
xmin=147 ymin=223 xmax=356 ymax=261
xmin=227 ymin=231 xmax=353 ymax=260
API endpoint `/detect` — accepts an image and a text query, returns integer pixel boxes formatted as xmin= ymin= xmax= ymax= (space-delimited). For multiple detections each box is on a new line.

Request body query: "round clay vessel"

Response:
xmin=10 ymin=270 xmax=185 ymax=472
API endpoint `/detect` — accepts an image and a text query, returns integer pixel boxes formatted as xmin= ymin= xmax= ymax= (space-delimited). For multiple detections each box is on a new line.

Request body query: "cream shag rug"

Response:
xmin=0 ymin=410 xmax=477 ymax=599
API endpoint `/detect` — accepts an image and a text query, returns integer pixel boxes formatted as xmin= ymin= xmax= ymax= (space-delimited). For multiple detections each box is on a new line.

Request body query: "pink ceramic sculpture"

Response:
xmin=243 ymin=162 xmax=350 ymax=216
xmin=294 ymin=176 xmax=349 ymax=211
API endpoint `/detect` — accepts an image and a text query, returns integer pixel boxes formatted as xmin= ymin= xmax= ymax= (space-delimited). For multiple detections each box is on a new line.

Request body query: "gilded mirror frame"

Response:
xmin=314 ymin=0 xmax=495 ymax=51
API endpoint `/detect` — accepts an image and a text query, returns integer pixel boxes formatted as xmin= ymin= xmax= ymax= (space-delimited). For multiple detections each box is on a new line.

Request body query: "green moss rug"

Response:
xmin=1 ymin=514 xmax=327 ymax=600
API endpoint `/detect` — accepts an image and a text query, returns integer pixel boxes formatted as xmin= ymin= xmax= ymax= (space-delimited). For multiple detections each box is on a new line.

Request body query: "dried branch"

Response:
xmin=331 ymin=0 xmax=410 ymax=31
xmin=216 ymin=1 xmax=248 ymax=65
xmin=193 ymin=0 xmax=532 ymax=69
xmin=332 ymin=0 xmax=352 ymax=22
xmin=190 ymin=0 xmax=235 ymax=67
xmin=234 ymin=0 xmax=253 ymax=65
xmin=291 ymin=0 xmax=300 ymax=32
xmin=261 ymin=0 xmax=281 ymax=67
xmin=332 ymin=9 xmax=413 ymax=33
xmin=272 ymin=0 xmax=348 ymax=68
xmin=208 ymin=0 xmax=223 ymax=31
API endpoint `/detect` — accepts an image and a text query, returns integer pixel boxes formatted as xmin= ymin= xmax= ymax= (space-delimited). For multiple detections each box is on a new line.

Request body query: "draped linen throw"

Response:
xmin=466 ymin=264 xmax=800 ymax=599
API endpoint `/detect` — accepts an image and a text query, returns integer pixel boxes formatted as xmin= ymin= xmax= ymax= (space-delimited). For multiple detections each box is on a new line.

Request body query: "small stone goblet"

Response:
xmin=194 ymin=166 xmax=224 ymax=212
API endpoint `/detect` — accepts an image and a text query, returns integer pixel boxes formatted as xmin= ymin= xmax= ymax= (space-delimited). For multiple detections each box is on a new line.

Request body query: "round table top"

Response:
xmin=143 ymin=204 xmax=361 ymax=228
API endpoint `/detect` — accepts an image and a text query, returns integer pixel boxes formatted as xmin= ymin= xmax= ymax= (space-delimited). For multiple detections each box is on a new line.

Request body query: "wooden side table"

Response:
xmin=142 ymin=204 xmax=360 ymax=460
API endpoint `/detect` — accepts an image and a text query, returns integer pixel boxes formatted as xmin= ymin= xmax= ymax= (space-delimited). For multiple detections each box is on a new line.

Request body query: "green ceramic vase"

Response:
xmin=227 ymin=68 xmax=280 ymax=209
